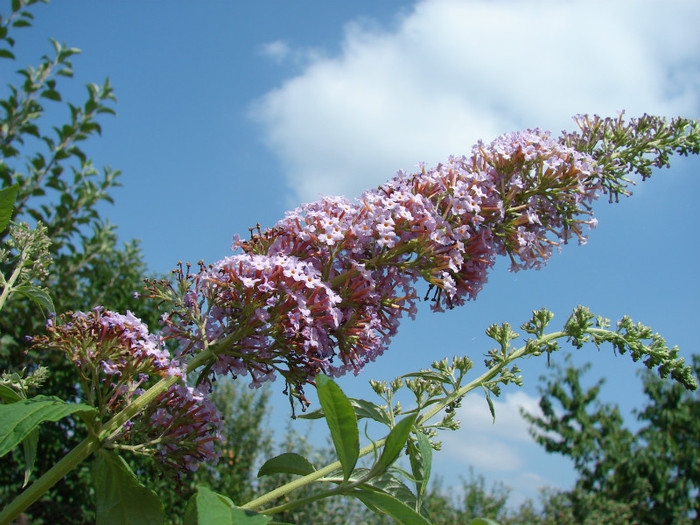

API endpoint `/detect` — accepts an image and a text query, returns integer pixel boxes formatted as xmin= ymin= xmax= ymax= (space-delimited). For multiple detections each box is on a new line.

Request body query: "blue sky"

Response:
xmin=8 ymin=0 xmax=700 ymax=507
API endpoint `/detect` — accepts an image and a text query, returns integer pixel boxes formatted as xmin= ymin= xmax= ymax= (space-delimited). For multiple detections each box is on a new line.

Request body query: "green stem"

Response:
xmin=0 ymin=253 xmax=25 ymax=312
xmin=242 ymin=330 xmax=566 ymax=513
xmin=0 ymin=435 xmax=101 ymax=525
xmin=261 ymin=475 xmax=365 ymax=515
xmin=417 ymin=331 xmax=562 ymax=427
xmin=241 ymin=439 xmax=388 ymax=512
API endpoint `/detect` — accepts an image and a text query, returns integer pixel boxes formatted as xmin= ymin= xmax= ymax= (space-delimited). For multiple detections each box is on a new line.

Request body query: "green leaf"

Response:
xmin=351 ymin=470 xmax=420 ymax=510
xmin=230 ymin=507 xmax=272 ymax=525
xmin=410 ymin=430 xmax=432 ymax=499
xmin=354 ymin=489 xmax=431 ymax=525
xmin=351 ymin=398 xmax=392 ymax=425
xmin=184 ymin=486 xmax=235 ymax=525
xmin=0 ymin=48 xmax=15 ymax=59
xmin=296 ymin=407 xmax=324 ymax=420
xmin=21 ymin=427 xmax=38 ymax=487
xmin=40 ymin=88 xmax=61 ymax=101
xmin=299 ymin=398 xmax=392 ymax=426
xmin=484 ymin=389 xmax=496 ymax=423
xmin=93 ymin=449 xmax=164 ymax=525
xmin=257 ymin=452 xmax=316 ymax=478
xmin=0 ymin=183 xmax=18 ymax=232
xmin=13 ymin=285 xmax=55 ymax=315
xmin=468 ymin=519 xmax=501 ymax=525
xmin=316 ymin=374 xmax=359 ymax=481
xmin=367 ymin=413 xmax=417 ymax=479
xmin=183 ymin=487 xmax=278 ymax=525
xmin=0 ymin=383 xmax=22 ymax=403
xmin=0 ymin=395 xmax=96 ymax=457
xmin=402 ymin=370 xmax=450 ymax=383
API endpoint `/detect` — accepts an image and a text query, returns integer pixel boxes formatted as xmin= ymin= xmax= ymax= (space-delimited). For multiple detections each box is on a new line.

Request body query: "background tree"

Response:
xmin=0 ymin=2 xmax=171 ymax=521
xmin=0 ymin=4 xmax=280 ymax=523
xmin=522 ymin=354 xmax=700 ymax=524
xmin=418 ymin=471 xmax=539 ymax=525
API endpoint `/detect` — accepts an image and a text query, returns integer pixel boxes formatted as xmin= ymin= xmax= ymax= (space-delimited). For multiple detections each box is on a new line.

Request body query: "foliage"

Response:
xmin=522 ymin=355 xmax=700 ymax=524
xmin=1 ymin=2 xmax=700 ymax=525
xmin=0 ymin=1 xmax=161 ymax=521
xmin=196 ymin=379 xmax=274 ymax=507
xmin=417 ymin=472 xmax=534 ymax=525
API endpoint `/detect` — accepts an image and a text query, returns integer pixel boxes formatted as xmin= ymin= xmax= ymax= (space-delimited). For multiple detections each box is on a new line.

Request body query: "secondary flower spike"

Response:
xmin=156 ymin=114 xmax=699 ymax=404
xmin=32 ymin=308 xmax=222 ymax=473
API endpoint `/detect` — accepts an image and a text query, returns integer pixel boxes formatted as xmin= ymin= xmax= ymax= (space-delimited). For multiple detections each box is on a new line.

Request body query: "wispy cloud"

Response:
xmin=251 ymin=0 xmax=700 ymax=204
xmin=259 ymin=40 xmax=291 ymax=64
xmin=440 ymin=390 xmax=543 ymax=471
xmin=434 ymin=390 xmax=573 ymax=504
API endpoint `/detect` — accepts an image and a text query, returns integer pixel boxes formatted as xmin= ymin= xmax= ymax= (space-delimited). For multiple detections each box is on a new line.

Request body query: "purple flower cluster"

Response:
xmin=129 ymin=383 xmax=223 ymax=473
xmin=162 ymin=127 xmax=601 ymax=399
xmin=32 ymin=308 xmax=221 ymax=471
xmin=34 ymin=308 xmax=180 ymax=411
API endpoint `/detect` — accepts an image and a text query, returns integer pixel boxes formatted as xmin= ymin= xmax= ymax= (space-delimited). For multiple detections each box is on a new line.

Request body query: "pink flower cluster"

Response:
xmin=34 ymin=308 xmax=180 ymax=411
xmin=33 ymin=308 xmax=222 ymax=471
xmin=168 ymin=128 xmax=601 ymax=398
xmin=131 ymin=383 xmax=223 ymax=473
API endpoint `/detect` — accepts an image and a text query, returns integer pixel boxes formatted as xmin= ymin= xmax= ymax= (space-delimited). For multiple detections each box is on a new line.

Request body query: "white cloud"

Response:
xmin=439 ymin=390 xmax=543 ymax=471
xmin=259 ymin=40 xmax=291 ymax=64
xmin=251 ymin=0 xmax=700 ymax=204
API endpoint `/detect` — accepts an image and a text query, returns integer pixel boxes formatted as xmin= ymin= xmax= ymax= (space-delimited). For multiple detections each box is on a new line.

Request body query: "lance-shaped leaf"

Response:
xmin=350 ymin=469 xmax=420 ymax=510
xmin=21 ymin=427 xmax=38 ymax=487
xmin=13 ymin=284 xmax=55 ymax=315
xmin=409 ymin=430 xmax=433 ymax=502
xmin=366 ymin=413 xmax=417 ymax=479
xmin=316 ymin=374 xmax=359 ymax=481
xmin=350 ymin=398 xmax=393 ymax=425
xmin=354 ymin=489 xmax=431 ymax=525
xmin=257 ymin=452 xmax=316 ymax=478
xmin=92 ymin=449 xmax=164 ymax=525
xmin=0 ymin=395 xmax=96 ymax=457
xmin=298 ymin=398 xmax=392 ymax=426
